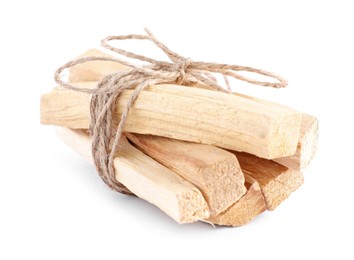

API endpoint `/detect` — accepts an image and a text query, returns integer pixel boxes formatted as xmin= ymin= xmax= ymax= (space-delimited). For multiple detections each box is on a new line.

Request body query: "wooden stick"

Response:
xmin=274 ymin=113 xmax=318 ymax=170
xmin=234 ymin=152 xmax=304 ymax=210
xmin=231 ymin=92 xmax=318 ymax=170
xmin=69 ymin=49 xmax=128 ymax=82
xmin=68 ymin=50 xmax=320 ymax=169
xmin=56 ymin=127 xmax=210 ymax=224
xmin=208 ymin=176 xmax=266 ymax=226
xmin=41 ymin=81 xmax=301 ymax=159
xmin=66 ymin=49 xmax=307 ymax=161
xmin=127 ymin=133 xmax=246 ymax=216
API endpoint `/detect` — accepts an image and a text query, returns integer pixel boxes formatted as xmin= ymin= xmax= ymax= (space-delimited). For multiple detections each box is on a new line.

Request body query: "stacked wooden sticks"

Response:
xmin=40 ymin=49 xmax=318 ymax=226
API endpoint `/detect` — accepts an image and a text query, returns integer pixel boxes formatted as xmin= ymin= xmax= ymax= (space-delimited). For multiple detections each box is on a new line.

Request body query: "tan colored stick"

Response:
xmin=66 ymin=49 xmax=310 ymax=161
xmin=208 ymin=176 xmax=266 ymax=226
xmin=274 ymin=113 xmax=318 ymax=170
xmin=56 ymin=127 xmax=209 ymax=224
xmin=67 ymin=49 xmax=319 ymax=168
xmin=235 ymin=152 xmax=304 ymax=210
xmin=69 ymin=49 xmax=128 ymax=82
xmin=231 ymin=91 xmax=318 ymax=169
xmin=41 ymin=80 xmax=300 ymax=159
xmin=127 ymin=133 xmax=246 ymax=216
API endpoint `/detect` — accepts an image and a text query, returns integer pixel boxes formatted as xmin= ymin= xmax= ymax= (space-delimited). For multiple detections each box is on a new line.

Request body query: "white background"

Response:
xmin=1 ymin=0 xmax=353 ymax=259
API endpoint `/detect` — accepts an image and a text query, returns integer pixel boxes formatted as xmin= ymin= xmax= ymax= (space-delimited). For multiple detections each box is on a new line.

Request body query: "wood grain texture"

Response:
xmin=41 ymin=84 xmax=92 ymax=129
xmin=56 ymin=127 xmax=210 ymax=223
xmin=235 ymin=152 xmax=304 ymax=210
xmin=274 ymin=113 xmax=318 ymax=170
xmin=41 ymin=80 xmax=301 ymax=159
xmin=127 ymin=133 xmax=246 ymax=216
xmin=208 ymin=176 xmax=266 ymax=226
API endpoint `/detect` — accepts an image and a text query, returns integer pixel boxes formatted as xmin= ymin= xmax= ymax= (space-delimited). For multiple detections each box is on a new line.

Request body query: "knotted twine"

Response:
xmin=54 ymin=29 xmax=288 ymax=195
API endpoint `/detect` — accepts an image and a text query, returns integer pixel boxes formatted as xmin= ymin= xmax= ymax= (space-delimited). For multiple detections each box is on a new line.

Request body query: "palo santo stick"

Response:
xmin=69 ymin=49 xmax=128 ymax=82
xmin=127 ymin=133 xmax=247 ymax=216
xmin=235 ymin=152 xmax=304 ymax=210
xmin=41 ymin=81 xmax=301 ymax=159
xmin=274 ymin=113 xmax=318 ymax=170
xmin=208 ymin=176 xmax=266 ymax=226
xmin=65 ymin=49 xmax=303 ymax=159
xmin=233 ymin=93 xmax=318 ymax=169
xmin=56 ymin=127 xmax=210 ymax=224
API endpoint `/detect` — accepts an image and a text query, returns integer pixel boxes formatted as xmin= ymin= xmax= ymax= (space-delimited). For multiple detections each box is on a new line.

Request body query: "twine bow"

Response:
xmin=54 ymin=28 xmax=288 ymax=195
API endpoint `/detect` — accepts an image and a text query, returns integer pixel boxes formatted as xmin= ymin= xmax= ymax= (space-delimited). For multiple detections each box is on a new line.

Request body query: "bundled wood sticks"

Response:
xmin=41 ymin=46 xmax=318 ymax=226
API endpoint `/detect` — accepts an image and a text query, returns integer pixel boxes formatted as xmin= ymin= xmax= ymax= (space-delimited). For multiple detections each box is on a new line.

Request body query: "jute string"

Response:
xmin=54 ymin=29 xmax=288 ymax=195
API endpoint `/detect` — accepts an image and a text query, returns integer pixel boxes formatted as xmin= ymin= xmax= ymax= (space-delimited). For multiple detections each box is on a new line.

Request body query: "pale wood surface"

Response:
xmin=127 ymin=133 xmax=246 ymax=216
xmin=235 ymin=152 xmax=304 ymax=210
xmin=208 ymin=176 xmax=266 ymax=226
xmin=69 ymin=49 xmax=128 ymax=82
xmin=41 ymin=80 xmax=301 ymax=159
xmin=41 ymin=84 xmax=92 ymax=129
xmin=274 ymin=113 xmax=318 ymax=170
xmin=56 ymin=127 xmax=210 ymax=223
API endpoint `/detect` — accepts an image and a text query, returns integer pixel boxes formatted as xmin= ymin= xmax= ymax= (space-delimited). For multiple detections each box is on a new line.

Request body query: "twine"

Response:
xmin=54 ymin=28 xmax=287 ymax=195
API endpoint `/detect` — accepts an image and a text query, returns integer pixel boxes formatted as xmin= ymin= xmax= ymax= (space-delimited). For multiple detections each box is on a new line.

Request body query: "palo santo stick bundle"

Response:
xmin=41 ymin=33 xmax=318 ymax=226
